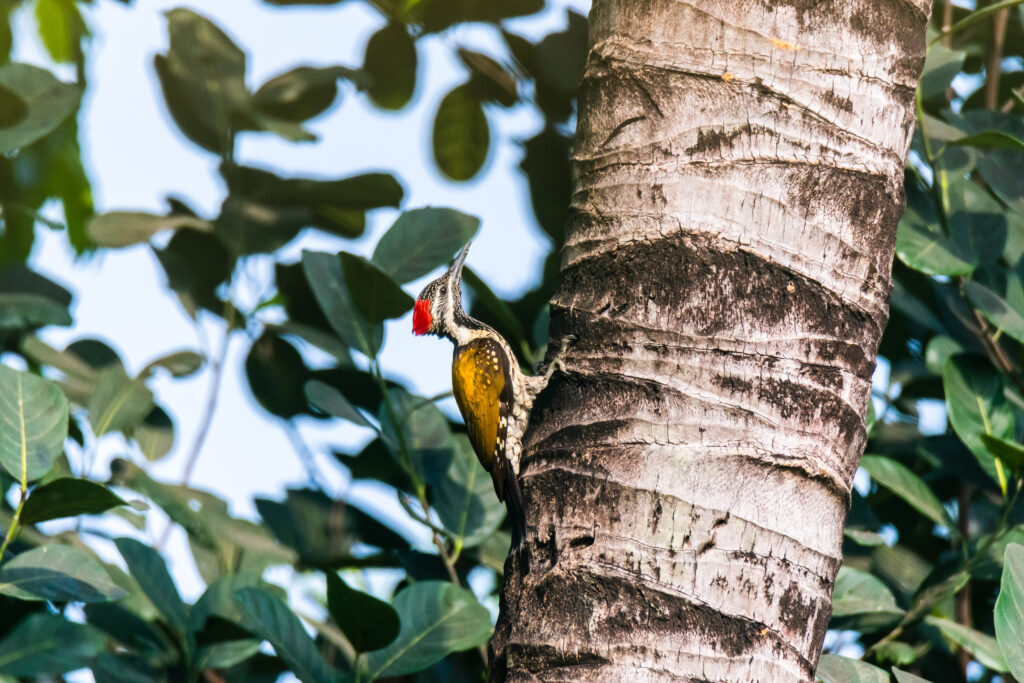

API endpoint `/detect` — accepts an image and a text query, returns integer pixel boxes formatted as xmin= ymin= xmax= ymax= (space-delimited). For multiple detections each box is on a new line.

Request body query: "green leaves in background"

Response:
xmin=943 ymin=354 xmax=1014 ymax=488
xmin=860 ymin=455 xmax=957 ymax=535
xmin=340 ymin=252 xmax=414 ymax=323
xmin=378 ymin=388 xmax=453 ymax=486
xmin=87 ymin=211 xmax=212 ymax=248
xmin=995 ymin=543 xmax=1024 ymax=680
xmin=115 ymin=538 xmax=188 ymax=634
xmin=433 ymin=84 xmax=489 ymax=181
xmin=372 ymin=208 xmax=480 ymax=284
xmin=0 ymin=613 xmax=105 ymax=677
xmin=0 ymin=544 xmax=125 ymax=602
xmin=816 ymin=654 xmax=890 ymax=683
xmin=0 ymin=364 xmax=68 ymax=482
xmin=923 ymin=616 xmax=1007 ymax=672
xmin=302 ymin=250 xmax=382 ymax=357
xmin=830 ymin=566 xmax=905 ymax=633
xmin=306 ymin=381 xmax=371 ymax=428
xmin=363 ymin=22 xmax=416 ymax=110
xmin=325 ymin=572 xmax=399 ymax=653
xmin=363 ymin=581 xmax=491 ymax=679
xmin=0 ymin=63 xmax=80 ymax=154
xmin=435 ymin=435 xmax=506 ymax=548
xmin=21 ymin=478 xmax=134 ymax=525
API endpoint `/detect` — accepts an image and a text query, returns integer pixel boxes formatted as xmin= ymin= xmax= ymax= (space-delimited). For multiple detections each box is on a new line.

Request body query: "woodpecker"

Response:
xmin=412 ymin=242 xmax=567 ymax=548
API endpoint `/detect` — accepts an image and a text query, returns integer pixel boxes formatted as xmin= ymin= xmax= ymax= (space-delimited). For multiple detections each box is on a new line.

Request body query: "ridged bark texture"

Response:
xmin=492 ymin=1 xmax=932 ymax=681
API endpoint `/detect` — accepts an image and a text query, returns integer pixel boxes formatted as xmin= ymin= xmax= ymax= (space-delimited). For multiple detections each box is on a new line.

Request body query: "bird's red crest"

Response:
xmin=412 ymin=299 xmax=432 ymax=335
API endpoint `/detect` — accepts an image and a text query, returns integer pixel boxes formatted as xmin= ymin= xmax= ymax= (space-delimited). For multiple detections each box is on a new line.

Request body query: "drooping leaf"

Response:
xmin=87 ymin=211 xmax=212 ymax=248
xmin=114 ymin=537 xmax=188 ymax=634
xmin=943 ymin=355 xmax=1014 ymax=487
xmin=154 ymin=228 xmax=233 ymax=318
xmin=432 ymin=83 xmax=489 ymax=181
xmin=339 ymin=252 xmax=414 ymax=323
xmin=371 ymin=208 xmax=480 ymax=284
xmin=21 ymin=478 xmax=131 ymax=525
xmin=979 ymin=434 xmax=1024 ymax=476
xmin=860 ymin=455 xmax=957 ymax=535
xmin=434 ymin=435 xmax=506 ymax=547
xmin=816 ymin=654 xmax=890 ymax=683
xmin=305 ymin=380 xmax=372 ymax=428
xmin=995 ymin=543 xmax=1024 ymax=680
xmin=0 ymin=63 xmax=80 ymax=153
xmin=363 ymin=22 xmax=416 ymax=110
xmin=326 ymin=572 xmax=400 ymax=653
xmin=829 ymin=566 xmax=905 ymax=633
xmin=0 ymin=613 xmax=105 ymax=676
xmin=923 ymin=616 xmax=1007 ymax=672
xmin=0 ymin=364 xmax=68 ymax=482
xmin=363 ymin=581 xmax=491 ymax=679
xmin=234 ymin=587 xmax=336 ymax=683
xmin=0 ymin=544 xmax=126 ymax=602
xmin=302 ymin=250 xmax=381 ymax=357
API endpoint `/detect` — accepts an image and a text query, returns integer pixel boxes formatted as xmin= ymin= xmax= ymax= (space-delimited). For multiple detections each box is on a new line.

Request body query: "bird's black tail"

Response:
xmin=505 ymin=467 xmax=527 ymax=550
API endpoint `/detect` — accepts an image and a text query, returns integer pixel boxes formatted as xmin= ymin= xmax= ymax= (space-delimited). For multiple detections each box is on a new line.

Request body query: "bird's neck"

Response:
xmin=447 ymin=308 xmax=492 ymax=346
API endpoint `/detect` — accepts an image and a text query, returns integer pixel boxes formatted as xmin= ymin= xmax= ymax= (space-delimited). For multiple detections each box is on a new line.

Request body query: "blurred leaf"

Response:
xmin=463 ymin=267 xmax=525 ymax=344
xmin=861 ymin=455 xmax=957 ymax=535
xmin=340 ymin=252 xmax=414 ymax=323
xmin=85 ymin=602 xmax=173 ymax=659
xmin=924 ymin=336 xmax=963 ymax=375
xmin=252 ymin=65 xmax=354 ymax=122
xmin=829 ymin=566 xmax=905 ymax=633
xmin=235 ymin=587 xmax=335 ymax=683
xmin=896 ymin=211 xmax=975 ymax=276
xmin=154 ymin=228 xmax=232 ymax=318
xmin=964 ymin=280 xmax=1024 ymax=343
xmin=520 ymin=127 xmax=571 ymax=242
xmin=961 ymin=110 xmax=1024 ymax=214
xmin=87 ymin=211 xmax=212 ymax=248
xmin=334 ymin=438 xmax=409 ymax=490
xmin=21 ymin=478 xmax=131 ymax=525
xmin=35 ymin=0 xmax=86 ymax=64
xmin=306 ymin=380 xmax=371 ymax=427
xmin=979 ymin=434 xmax=1024 ymax=476
xmin=948 ymin=129 xmax=1024 ymax=154
xmin=459 ymin=48 xmax=517 ymax=106
xmin=302 ymin=250 xmax=381 ymax=357
xmin=246 ymin=332 xmax=309 ymax=419
xmin=363 ymin=22 xmax=416 ymax=110
xmin=435 ymin=435 xmax=505 ymax=547
xmin=0 ymin=63 xmax=80 ymax=153
xmin=0 ymin=82 xmax=26 ymax=127
xmin=433 ymin=83 xmax=488 ymax=181
xmin=87 ymin=366 xmax=155 ymax=437
xmin=326 ymin=572 xmax=399 ymax=653
xmin=943 ymin=355 xmax=1014 ymax=487
xmin=371 ymin=208 xmax=480 ymax=284
xmin=919 ymin=43 xmax=965 ymax=99
xmin=133 ymin=406 xmax=175 ymax=461
xmin=995 ymin=543 xmax=1024 ymax=680
xmin=0 ymin=613 xmax=105 ymax=676
xmin=0 ymin=544 xmax=126 ymax=602
xmin=190 ymin=573 xmax=272 ymax=633
xmin=141 ymin=350 xmax=203 ymax=378
xmin=0 ymin=364 xmax=68 ymax=481
xmin=109 ymin=459 xmax=217 ymax=548
xmin=89 ymin=652 xmax=162 ymax=683
xmin=816 ymin=655 xmax=890 ymax=683
xmin=892 ymin=669 xmax=931 ymax=683
xmin=364 ymin=581 xmax=491 ymax=679
xmin=114 ymin=537 xmax=188 ymax=634
xmin=224 ymin=164 xmax=403 ymax=212
xmin=379 ymin=388 xmax=453 ymax=485
xmin=0 ymin=293 xmax=71 ymax=329
xmin=923 ymin=616 xmax=1007 ymax=672
xmin=412 ymin=0 xmax=544 ymax=32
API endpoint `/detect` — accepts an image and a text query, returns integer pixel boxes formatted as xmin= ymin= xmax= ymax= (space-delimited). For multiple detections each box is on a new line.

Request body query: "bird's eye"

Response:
xmin=440 ymin=284 xmax=447 ymax=295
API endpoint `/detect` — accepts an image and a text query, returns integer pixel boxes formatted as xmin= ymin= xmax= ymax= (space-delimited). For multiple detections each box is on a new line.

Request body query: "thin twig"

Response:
xmin=984 ymin=6 xmax=1010 ymax=110
xmin=942 ymin=0 xmax=955 ymax=47
xmin=955 ymin=484 xmax=972 ymax=681
xmin=283 ymin=420 xmax=333 ymax=494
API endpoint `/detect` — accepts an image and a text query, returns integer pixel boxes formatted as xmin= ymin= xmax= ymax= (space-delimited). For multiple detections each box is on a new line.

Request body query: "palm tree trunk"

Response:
xmin=491 ymin=1 xmax=933 ymax=680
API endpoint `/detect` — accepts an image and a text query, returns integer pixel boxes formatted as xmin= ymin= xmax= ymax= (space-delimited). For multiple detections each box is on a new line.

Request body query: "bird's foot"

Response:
xmin=542 ymin=334 xmax=576 ymax=381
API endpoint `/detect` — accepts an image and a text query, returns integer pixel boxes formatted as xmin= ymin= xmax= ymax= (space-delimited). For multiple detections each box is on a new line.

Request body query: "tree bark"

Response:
xmin=492 ymin=1 xmax=932 ymax=681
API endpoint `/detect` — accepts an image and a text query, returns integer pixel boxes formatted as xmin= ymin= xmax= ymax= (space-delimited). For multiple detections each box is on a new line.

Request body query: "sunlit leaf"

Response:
xmin=995 ymin=543 xmax=1024 ymax=680
xmin=0 ymin=364 xmax=68 ymax=481
xmin=816 ymin=654 xmax=890 ymax=683
xmin=0 ymin=293 xmax=71 ymax=329
xmin=860 ymin=455 xmax=957 ymax=535
xmin=829 ymin=566 xmax=905 ymax=633
xmin=0 ymin=544 xmax=126 ymax=602
xmin=943 ymin=355 xmax=1014 ymax=487
xmin=924 ymin=616 xmax=1007 ymax=672
xmin=371 ymin=208 xmax=480 ymax=284
xmin=252 ymin=65 xmax=354 ymax=122
xmin=87 ymin=211 xmax=212 ymax=248
xmin=35 ymin=0 xmax=86 ymax=64
xmin=87 ymin=366 xmax=155 ymax=438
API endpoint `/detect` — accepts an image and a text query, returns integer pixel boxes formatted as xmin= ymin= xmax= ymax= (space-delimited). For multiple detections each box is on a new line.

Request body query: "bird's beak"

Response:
xmin=448 ymin=241 xmax=471 ymax=287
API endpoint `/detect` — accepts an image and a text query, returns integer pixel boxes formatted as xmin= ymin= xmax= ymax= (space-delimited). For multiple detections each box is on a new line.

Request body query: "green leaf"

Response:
xmin=995 ymin=543 xmax=1024 ymax=680
xmin=114 ymin=537 xmax=188 ymax=633
xmin=943 ymin=355 xmax=1014 ymax=487
xmin=924 ymin=336 xmax=963 ymax=375
xmin=0 ymin=63 xmax=80 ymax=153
xmin=141 ymin=351 xmax=203 ymax=378
xmin=364 ymin=581 xmax=491 ymax=679
xmin=918 ymin=43 xmax=965 ymax=99
xmin=895 ymin=211 xmax=975 ymax=276
xmin=816 ymin=654 xmax=890 ymax=683
xmin=893 ymin=669 xmax=931 ymax=683
xmin=964 ymin=281 xmax=1024 ymax=344
xmin=435 ymin=435 xmax=506 ymax=547
xmin=378 ymin=388 xmax=453 ymax=485
xmin=363 ymin=22 xmax=416 ymax=110
xmin=190 ymin=573 xmax=270 ymax=633
xmin=0 ymin=613 xmax=105 ymax=676
xmin=923 ymin=616 xmax=1007 ymax=672
xmin=860 ymin=455 xmax=957 ymax=535
xmin=35 ymin=0 xmax=85 ymax=64
xmin=979 ymin=434 xmax=1024 ymax=476
xmin=960 ymin=110 xmax=1024 ymax=215
xmin=326 ymin=572 xmax=400 ymax=653
xmin=339 ymin=252 xmax=414 ymax=323
xmin=305 ymin=380 xmax=371 ymax=428
xmin=948 ymin=129 xmax=1024 ymax=154
xmin=0 ymin=364 xmax=68 ymax=482
xmin=371 ymin=208 xmax=480 ymax=284
xmin=252 ymin=65 xmax=353 ymax=122
xmin=0 ymin=544 xmax=126 ymax=602
xmin=829 ymin=566 xmax=905 ymax=633
xmin=21 ymin=477 xmax=131 ymax=525
xmin=87 ymin=367 xmax=155 ymax=437
xmin=0 ymin=293 xmax=71 ymax=329
xmin=234 ymin=586 xmax=336 ymax=683
xmin=302 ymin=250 xmax=382 ymax=357
xmin=463 ymin=267 xmax=526 ymax=344
xmin=133 ymin=406 xmax=175 ymax=461
xmin=87 ymin=211 xmax=212 ymax=248
xmin=245 ymin=332 xmax=310 ymax=419
xmin=433 ymin=84 xmax=489 ymax=181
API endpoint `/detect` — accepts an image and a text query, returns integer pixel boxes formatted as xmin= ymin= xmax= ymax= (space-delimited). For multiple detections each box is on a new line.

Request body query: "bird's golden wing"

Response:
xmin=452 ymin=338 xmax=512 ymax=501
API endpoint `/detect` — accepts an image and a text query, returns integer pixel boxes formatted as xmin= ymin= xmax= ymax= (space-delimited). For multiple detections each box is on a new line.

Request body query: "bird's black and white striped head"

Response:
xmin=412 ymin=242 xmax=471 ymax=340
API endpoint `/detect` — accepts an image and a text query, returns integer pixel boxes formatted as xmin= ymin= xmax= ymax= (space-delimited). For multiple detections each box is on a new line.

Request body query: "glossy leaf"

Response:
xmin=433 ymin=84 xmax=489 ymax=181
xmin=0 ymin=613 xmax=105 ymax=676
xmin=21 ymin=478 xmax=131 ymax=525
xmin=364 ymin=581 xmax=491 ymax=679
xmin=924 ymin=616 xmax=1007 ymax=672
xmin=371 ymin=208 xmax=480 ymax=284
xmin=87 ymin=211 xmax=211 ymax=248
xmin=0 ymin=544 xmax=126 ymax=602
xmin=435 ymin=435 xmax=506 ymax=547
xmin=235 ymin=586 xmax=336 ymax=683
xmin=0 ymin=63 xmax=80 ymax=153
xmin=326 ymin=572 xmax=400 ymax=653
xmin=114 ymin=537 xmax=188 ymax=633
xmin=943 ymin=355 xmax=1014 ymax=487
xmin=816 ymin=654 xmax=890 ymax=683
xmin=363 ymin=22 xmax=416 ymax=110
xmin=339 ymin=252 xmax=414 ymax=323
xmin=0 ymin=364 xmax=68 ymax=481
xmin=860 ymin=455 xmax=957 ymax=535
xmin=995 ymin=543 xmax=1024 ymax=680
xmin=305 ymin=380 xmax=371 ymax=427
